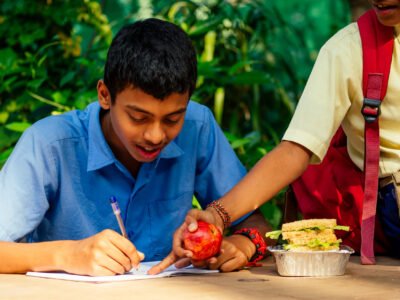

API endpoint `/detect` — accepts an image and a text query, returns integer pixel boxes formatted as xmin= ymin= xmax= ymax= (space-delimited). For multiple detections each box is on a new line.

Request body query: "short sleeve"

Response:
xmin=283 ymin=25 xmax=358 ymax=163
xmin=0 ymin=126 xmax=53 ymax=241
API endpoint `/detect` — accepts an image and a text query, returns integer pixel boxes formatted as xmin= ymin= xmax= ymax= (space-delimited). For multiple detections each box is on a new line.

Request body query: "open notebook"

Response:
xmin=26 ymin=261 xmax=218 ymax=283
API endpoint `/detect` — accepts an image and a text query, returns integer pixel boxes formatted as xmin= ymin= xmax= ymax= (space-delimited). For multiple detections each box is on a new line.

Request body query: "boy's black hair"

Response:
xmin=104 ymin=18 xmax=197 ymax=102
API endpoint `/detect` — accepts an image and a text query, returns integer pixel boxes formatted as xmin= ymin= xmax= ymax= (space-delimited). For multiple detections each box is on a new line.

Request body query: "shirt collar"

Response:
xmin=87 ymin=102 xmax=116 ymax=172
xmin=158 ymin=140 xmax=184 ymax=159
xmin=86 ymin=102 xmax=184 ymax=172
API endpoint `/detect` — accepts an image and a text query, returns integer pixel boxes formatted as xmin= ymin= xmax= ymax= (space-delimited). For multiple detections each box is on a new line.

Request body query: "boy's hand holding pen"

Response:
xmin=60 ymin=227 xmax=144 ymax=276
xmin=53 ymin=196 xmax=145 ymax=277
xmin=109 ymin=196 xmax=145 ymax=265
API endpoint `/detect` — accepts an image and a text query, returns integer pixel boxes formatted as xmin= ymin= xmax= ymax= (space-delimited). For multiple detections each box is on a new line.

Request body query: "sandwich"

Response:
xmin=266 ymin=219 xmax=349 ymax=251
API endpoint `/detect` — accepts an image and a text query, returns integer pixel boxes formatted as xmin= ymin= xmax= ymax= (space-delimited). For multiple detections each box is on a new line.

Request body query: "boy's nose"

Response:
xmin=144 ymin=123 xmax=166 ymax=145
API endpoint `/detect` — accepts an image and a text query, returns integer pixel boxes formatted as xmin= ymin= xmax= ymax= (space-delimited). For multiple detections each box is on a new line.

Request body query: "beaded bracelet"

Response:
xmin=206 ymin=200 xmax=232 ymax=230
xmin=234 ymin=227 xmax=267 ymax=264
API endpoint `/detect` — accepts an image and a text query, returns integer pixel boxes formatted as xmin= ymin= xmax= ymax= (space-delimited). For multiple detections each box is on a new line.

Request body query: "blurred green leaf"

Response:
xmin=188 ymin=16 xmax=224 ymax=36
xmin=5 ymin=122 xmax=31 ymax=133
xmin=60 ymin=72 xmax=76 ymax=87
xmin=213 ymin=87 xmax=224 ymax=125
xmin=260 ymin=201 xmax=283 ymax=230
xmin=0 ymin=147 xmax=13 ymax=166
xmin=0 ymin=48 xmax=18 ymax=74
xmin=0 ymin=112 xmax=9 ymax=124
xmin=224 ymin=71 xmax=273 ymax=85
xmin=27 ymin=78 xmax=46 ymax=90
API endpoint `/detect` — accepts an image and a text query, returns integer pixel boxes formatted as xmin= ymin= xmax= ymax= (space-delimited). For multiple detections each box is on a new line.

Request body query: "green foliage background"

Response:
xmin=0 ymin=0 xmax=351 ymax=228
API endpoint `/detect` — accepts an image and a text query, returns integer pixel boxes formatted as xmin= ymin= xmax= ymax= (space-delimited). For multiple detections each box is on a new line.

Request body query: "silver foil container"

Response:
xmin=268 ymin=245 xmax=354 ymax=277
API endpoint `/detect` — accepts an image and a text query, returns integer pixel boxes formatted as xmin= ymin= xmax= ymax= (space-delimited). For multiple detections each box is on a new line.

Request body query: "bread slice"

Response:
xmin=282 ymin=218 xmax=337 ymax=232
xmin=282 ymin=229 xmax=337 ymax=245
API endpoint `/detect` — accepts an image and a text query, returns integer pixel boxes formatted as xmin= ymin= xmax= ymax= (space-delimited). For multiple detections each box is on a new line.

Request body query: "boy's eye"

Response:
xmin=164 ymin=116 xmax=181 ymax=124
xmin=129 ymin=115 xmax=147 ymax=122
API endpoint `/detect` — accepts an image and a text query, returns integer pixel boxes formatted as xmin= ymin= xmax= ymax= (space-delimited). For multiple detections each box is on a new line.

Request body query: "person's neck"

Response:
xmin=394 ymin=24 xmax=400 ymax=42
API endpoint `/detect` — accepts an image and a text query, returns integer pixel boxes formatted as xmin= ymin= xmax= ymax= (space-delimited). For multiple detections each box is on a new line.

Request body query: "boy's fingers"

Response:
xmin=90 ymin=264 xmax=120 ymax=277
xmin=207 ymin=257 xmax=218 ymax=264
xmin=191 ymin=259 xmax=208 ymax=269
xmin=137 ymin=250 xmax=145 ymax=260
xmin=185 ymin=209 xmax=219 ymax=231
xmin=218 ymin=256 xmax=246 ymax=273
xmin=108 ymin=232 xmax=144 ymax=268
xmin=103 ymin=242 xmax=133 ymax=272
xmin=98 ymin=254 xmax=127 ymax=275
xmin=173 ymin=223 xmax=193 ymax=258
xmin=185 ymin=214 xmax=199 ymax=232
xmin=127 ymin=249 xmax=144 ymax=268
xmin=174 ymin=257 xmax=192 ymax=269
xmin=191 ymin=252 xmax=220 ymax=269
xmin=147 ymin=252 xmax=178 ymax=275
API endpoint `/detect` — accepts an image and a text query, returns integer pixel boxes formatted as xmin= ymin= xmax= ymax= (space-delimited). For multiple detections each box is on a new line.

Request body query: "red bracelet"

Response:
xmin=234 ymin=227 xmax=267 ymax=265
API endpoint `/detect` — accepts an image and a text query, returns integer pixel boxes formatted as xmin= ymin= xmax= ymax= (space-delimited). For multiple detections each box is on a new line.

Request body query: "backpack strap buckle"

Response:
xmin=361 ymin=98 xmax=381 ymax=123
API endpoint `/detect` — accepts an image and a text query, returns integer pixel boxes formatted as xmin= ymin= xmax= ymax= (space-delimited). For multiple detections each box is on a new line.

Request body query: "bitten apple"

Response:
xmin=182 ymin=220 xmax=223 ymax=260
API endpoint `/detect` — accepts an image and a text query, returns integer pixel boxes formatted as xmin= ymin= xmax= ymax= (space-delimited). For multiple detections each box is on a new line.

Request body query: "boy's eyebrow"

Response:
xmin=166 ymin=107 xmax=187 ymax=116
xmin=126 ymin=105 xmax=187 ymax=116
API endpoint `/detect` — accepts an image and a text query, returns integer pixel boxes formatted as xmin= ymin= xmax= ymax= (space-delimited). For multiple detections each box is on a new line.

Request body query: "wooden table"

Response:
xmin=1 ymin=256 xmax=399 ymax=300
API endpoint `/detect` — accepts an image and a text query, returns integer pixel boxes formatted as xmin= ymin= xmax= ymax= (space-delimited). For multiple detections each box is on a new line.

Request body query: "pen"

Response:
xmin=109 ymin=196 xmax=128 ymax=238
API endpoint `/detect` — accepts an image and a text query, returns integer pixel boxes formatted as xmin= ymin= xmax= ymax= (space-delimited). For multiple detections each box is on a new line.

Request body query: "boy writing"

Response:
xmin=0 ymin=18 xmax=269 ymax=276
xmin=153 ymin=0 xmax=400 ymax=272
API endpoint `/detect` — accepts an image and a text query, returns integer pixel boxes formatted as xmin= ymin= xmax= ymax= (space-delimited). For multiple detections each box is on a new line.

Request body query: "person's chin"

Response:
xmin=373 ymin=6 xmax=400 ymax=26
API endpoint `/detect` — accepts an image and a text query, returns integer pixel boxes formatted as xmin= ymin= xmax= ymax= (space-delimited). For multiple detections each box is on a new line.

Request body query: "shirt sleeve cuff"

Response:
xmin=282 ymin=128 xmax=330 ymax=164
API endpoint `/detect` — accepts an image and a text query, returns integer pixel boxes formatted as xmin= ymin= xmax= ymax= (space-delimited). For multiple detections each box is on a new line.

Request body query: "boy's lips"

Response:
xmin=372 ymin=1 xmax=399 ymax=10
xmin=371 ymin=1 xmax=400 ymax=18
xmin=135 ymin=144 xmax=162 ymax=160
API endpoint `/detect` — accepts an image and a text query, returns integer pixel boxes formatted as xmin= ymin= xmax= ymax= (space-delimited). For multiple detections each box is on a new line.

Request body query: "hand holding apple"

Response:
xmin=182 ymin=220 xmax=222 ymax=260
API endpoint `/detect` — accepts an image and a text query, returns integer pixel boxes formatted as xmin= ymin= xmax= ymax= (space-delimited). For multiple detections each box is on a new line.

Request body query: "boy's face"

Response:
xmin=369 ymin=1 xmax=400 ymax=26
xmin=98 ymin=81 xmax=188 ymax=164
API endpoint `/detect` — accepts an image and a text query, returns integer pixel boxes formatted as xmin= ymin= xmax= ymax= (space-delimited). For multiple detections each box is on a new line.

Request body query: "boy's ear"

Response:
xmin=97 ymin=80 xmax=111 ymax=110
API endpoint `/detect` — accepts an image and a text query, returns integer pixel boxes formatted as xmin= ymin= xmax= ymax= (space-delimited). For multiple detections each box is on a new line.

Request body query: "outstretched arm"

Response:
xmin=0 ymin=230 xmax=144 ymax=276
xmin=148 ymin=141 xmax=311 ymax=274
xmin=209 ymin=140 xmax=311 ymax=223
xmin=183 ymin=141 xmax=312 ymax=233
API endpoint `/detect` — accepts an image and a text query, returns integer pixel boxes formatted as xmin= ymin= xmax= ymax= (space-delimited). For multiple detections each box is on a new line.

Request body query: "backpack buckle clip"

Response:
xmin=361 ymin=98 xmax=381 ymax=123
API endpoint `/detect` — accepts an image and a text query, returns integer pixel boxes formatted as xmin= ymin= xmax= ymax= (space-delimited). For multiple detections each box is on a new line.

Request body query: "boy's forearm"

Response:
xmin=0 ymin=240 xmax=73 ymax=274
xmin=221 ymin=141 xmax=312 ymax=223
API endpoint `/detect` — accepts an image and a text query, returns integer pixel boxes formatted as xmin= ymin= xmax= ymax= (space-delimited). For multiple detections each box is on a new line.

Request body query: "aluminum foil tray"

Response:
xmin=268 ymin=245 xmax=354 ymax=277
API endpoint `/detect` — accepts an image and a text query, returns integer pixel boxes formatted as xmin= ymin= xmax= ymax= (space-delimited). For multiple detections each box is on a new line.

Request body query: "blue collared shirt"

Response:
xmin=0 ymin=101 xmax=246 ymax=261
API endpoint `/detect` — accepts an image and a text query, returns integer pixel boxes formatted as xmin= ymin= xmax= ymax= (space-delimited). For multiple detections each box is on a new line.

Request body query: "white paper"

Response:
xmin=26 ymin=261 xmax=218 ymax=283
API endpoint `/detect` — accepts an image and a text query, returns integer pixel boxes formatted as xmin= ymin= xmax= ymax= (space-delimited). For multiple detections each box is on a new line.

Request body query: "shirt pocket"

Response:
xmin=147 ymin=191 xmax=193 ymax=260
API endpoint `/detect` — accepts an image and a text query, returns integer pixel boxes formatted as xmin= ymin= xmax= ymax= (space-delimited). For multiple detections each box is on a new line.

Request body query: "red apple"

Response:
xmin=182 ymin=221 xmax=223 ymax=260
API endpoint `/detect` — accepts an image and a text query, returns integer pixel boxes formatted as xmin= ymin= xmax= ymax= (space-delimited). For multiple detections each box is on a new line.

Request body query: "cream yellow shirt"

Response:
xmin=283 ymin=23 xmax=400 ymax=177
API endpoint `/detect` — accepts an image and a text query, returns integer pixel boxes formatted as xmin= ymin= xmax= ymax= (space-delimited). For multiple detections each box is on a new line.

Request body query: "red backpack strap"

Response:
xmin=357 ymin=9 xmax=394 ymax=265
